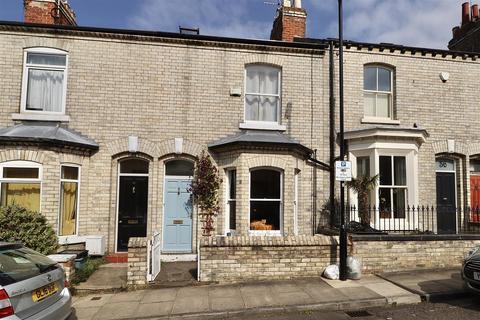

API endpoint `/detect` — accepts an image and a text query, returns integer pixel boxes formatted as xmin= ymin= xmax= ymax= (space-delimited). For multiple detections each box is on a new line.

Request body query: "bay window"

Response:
xmin=59 ymin=165 xmax=80 ymax=236
xmin=379 ymin=156 xmax=407 ymax=219
xmin=0 ymin=161 xmax=42 ymax=212
xmin=21 ymin=48 xmax=68 ymax=114
xmin=250 ymin=169 xmax=282 ymax=234
xmin=245 ymin=65 xmax=281 ymax=123
xmin=225 ymin=169 xmax=237 ymax=235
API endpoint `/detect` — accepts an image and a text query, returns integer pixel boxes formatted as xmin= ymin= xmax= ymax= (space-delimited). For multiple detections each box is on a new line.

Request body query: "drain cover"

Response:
xmin=345 ymin=310 xmax=372 ymax=318
xmin=90 ymin=297 xmax=102 ymax=301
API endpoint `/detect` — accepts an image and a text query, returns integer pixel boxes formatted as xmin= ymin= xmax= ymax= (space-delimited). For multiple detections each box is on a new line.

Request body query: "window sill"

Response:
xmin=239 ymin=122 xmax=286 ymax=131
xmin=12 ymin=113 xmax=70 ymax=122
xmin=249 ymin=230 xmax=282 ymax=236
xmin=361 ymin=117 xmax=400 ymax=125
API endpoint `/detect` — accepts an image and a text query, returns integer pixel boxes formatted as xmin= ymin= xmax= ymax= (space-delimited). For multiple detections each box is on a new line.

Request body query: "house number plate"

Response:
xmin=173 ymin=220 xmax=183 ymax=225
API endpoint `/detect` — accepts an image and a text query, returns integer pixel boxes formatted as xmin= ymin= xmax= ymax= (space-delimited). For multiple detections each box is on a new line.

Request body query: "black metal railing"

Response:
xmin=345 ymin=205 xmax=480 ymax=235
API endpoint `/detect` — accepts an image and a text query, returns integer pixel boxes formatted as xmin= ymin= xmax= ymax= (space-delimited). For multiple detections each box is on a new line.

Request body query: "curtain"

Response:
xmin=60 ymin=182 xmax=78 ymax=236
xmin=1 ymin=183 xmax=41 ymax=212
xmin=246 ymin=66 xmax=279 ymax=122
xmin=26 ymin=69 xmax=64 ymax=112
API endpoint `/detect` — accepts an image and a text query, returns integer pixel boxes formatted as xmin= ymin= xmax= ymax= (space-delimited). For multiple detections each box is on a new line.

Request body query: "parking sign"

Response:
xmin=335 ymin=161 xmax=352 ymax=181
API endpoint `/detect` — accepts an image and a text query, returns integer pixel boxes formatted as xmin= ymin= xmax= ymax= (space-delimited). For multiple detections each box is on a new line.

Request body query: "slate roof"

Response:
xmin=208 ymin=130 xmax=312 ymax=155
xmin=0 ymin=123 xmax=99 ymax=150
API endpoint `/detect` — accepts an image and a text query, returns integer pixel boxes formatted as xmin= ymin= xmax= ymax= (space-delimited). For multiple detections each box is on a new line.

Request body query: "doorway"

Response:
xmin=436 ymin=158 xmax=456 ymax=234
xmin=117 ymin=159 xmax=149 ymax=252
xmin=163 ymin=160 xmax=194 ymax=252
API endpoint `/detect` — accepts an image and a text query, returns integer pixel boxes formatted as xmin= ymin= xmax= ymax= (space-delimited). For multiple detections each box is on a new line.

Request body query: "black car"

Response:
xmin=462 ymin=246 xmax=480 ymax=293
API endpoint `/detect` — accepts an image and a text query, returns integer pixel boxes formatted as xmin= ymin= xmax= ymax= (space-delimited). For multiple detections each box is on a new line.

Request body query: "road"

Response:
xmin=184 ymin=296 xmax=480 ymax=320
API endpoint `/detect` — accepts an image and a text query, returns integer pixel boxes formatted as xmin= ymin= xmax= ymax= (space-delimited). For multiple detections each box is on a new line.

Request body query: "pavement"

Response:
xmin=378 ymin=268 xmax=468 ymax=302
xmin=69 ymin=268 xmax=469 ymax=320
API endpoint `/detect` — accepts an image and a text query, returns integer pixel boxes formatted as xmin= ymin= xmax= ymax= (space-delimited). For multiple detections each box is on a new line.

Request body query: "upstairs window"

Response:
xmin=21 ymin=48 xmax=68 ymax=114
xmin=245 ymin=65 xmax=281 ymax=123
xmin=364 ymin=66 xmax=393 ymax=118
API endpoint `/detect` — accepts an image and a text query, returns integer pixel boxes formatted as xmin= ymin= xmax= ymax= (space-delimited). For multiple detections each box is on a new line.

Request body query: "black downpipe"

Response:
xmin=329 ymin=41 xmax=336 ymax=228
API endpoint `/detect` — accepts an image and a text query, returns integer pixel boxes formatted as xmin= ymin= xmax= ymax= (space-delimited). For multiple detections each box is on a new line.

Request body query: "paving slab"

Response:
xmin=379 ymin=268 xmax=468 ymax=302
xmin=76 ymin=263 xmax=127 ymax=293
xmin=94 ymin=301 xmax=139 ymax=320
xmin=210 ymin=296 xmax=246 ymax=311
xmin=135 ymin=301 xmax=173 ymax=317
xmin=141 ymin=288 xmax=178 ymax=303
xmin=171 ymin=295 xmax=209 ymax=315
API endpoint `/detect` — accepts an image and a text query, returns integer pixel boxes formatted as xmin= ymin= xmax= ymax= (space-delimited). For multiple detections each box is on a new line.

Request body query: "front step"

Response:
xmin=160 ymin=253 xmax=197 ymax=262
xmin=105 ymin=253 xmax=128 ymax=263
xmin=153 ymin=261 xmax=198 ymax=287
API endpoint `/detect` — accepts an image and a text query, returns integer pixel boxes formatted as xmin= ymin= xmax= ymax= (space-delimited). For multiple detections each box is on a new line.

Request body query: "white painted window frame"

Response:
xmin=58 ymin=164 xmax=81 ymax=237
xmin=225 ymin=169 xmax=237 ymax=236
xmin=20 ymin=47 xmax=69 ymax=116
xmin=0 ymin=161 xmax=43 ymax=212
xmin=363 ymin=65 xmax=393 ymax=120
xmin=248 ymin=167 xmax=283 ymax=236
xmin=241 ymin=65 xmax=283 ymax=130
xmin=349 ymin=145 xmax=418 ymax=230
xmin=378 ymin=154 xmax=408 ymax=219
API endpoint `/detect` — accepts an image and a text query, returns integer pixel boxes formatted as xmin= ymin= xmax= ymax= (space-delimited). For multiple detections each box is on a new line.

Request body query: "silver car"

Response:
xmin=0 ymin=242 xmax=71 ymax=319
xmin=462 ymin=245 xmax=480 ymax=293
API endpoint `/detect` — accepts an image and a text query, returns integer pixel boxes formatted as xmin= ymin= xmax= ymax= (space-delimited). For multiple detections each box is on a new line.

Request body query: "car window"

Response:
xmin=0 ymin=247 xmax=58 ymax=286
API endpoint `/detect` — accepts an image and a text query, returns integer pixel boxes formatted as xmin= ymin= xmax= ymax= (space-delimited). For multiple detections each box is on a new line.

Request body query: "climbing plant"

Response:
xmin=189 ymin=151 xmax=221 ymax=236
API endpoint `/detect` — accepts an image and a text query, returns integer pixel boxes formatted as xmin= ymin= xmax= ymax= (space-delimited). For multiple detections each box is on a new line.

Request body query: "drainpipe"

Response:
xmin=329 ymin=41 xmax=336 ymax=228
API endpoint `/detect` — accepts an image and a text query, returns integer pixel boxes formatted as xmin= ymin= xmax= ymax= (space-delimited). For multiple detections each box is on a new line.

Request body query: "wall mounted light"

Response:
xmin=440 ymin=72 xmax=450 ymax=83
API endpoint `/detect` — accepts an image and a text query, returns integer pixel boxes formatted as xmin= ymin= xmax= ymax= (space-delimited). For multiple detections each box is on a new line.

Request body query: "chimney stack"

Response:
xmin=270 ymin=0 xmax=307 ymax=42
xmin=24 ymin=0 xmax=76 ymax=26
xmin=462 ymin=2 xmax=470 ymax=26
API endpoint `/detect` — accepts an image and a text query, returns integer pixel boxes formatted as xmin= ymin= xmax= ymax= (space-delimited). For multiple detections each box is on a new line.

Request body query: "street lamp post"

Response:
xmin=338 ymin=0 xmax=348 ymax=281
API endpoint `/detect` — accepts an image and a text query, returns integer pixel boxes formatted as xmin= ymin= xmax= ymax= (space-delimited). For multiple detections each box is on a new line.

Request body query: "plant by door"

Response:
xmin=189 ymin=151 xmax=221 ymax=236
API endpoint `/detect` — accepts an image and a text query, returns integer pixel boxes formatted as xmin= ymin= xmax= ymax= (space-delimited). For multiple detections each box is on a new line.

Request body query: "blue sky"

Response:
xmin=0 ymin=0 xmax=470 ymax=49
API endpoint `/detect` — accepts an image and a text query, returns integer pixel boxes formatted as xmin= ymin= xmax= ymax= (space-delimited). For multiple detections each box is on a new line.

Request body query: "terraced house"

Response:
xmin=0 ymin=0 xmax=327 ymax=261
xmin=2 ymin=0 xmax=480 ymax=281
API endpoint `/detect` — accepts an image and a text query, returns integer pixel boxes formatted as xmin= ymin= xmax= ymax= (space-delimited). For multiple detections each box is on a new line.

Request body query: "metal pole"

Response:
xmin=338 ymin=0 xmax=348 ymax=281
xmin=329 ymin=41 xmax=336 ymax=228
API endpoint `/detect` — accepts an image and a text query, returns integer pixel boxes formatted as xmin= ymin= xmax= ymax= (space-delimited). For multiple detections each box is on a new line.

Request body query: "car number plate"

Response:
xmin=474 ymin=272 xmax=480 ymax=281
xmin=32 ymin=282 xmax=58 ymax=302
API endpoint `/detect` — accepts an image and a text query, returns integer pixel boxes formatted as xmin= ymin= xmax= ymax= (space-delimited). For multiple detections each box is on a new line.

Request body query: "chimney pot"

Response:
xmin=472 ymin=4 xmax=479 ymax=21
xmin=462 ymin=2 xmax=470 ymax=26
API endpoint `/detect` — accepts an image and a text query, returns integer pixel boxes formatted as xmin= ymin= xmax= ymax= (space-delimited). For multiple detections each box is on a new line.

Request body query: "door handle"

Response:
xmin=119 ymin=220 xmax=123 ymax=223
xmin=178 ymin=187 xmax=180 ymax=195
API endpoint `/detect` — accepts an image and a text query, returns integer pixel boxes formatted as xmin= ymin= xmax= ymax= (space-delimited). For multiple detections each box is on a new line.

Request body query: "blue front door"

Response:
xmin=163 ymin=178 xmax=193 ymax=252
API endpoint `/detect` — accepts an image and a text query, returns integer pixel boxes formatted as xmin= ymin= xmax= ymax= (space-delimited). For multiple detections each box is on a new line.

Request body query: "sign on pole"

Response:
xmin=335 ymin=161 xmax=352 ymax=182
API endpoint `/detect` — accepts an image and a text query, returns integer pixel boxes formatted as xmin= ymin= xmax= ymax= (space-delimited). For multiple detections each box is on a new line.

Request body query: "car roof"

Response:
xmin=0 ymin=242 xmax=22 ymax=249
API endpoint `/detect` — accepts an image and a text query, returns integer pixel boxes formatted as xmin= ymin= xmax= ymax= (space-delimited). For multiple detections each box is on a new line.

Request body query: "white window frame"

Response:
xmin=363 ymin=65 xmax=393 ymax=120
xmin=241 ymin=65 xmax=285 ymax=131
xmin=248 ymin=168 xmax=283 ymax=236
xmin=225 ymin=169 xmax=237 ymax=236
xmin=378 ymin=155 xmax=408 ymax=220
xmin=20 ymin=47 xmax=69 ymax=116
xmin=0 ymin=161 xmax=43 ymax=212
xmin=58 ymin=164 xmax=81 ymax=237
xmin=349 ymin=145 xmax=418 ymax=231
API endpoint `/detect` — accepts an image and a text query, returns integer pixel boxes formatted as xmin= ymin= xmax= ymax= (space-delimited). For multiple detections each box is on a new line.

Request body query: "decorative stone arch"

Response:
xmin=359 ymin=55 xmax=398 ymax=68
xmin=468 ymin=142 xmax=480 ymax=156
xmin=106 ymin=137 xmax=158 ymax=158
xmin=157 ymin=138 xmax=203 ymax=159
xmin=59 ymin=153 xmax=86 ymax=165
xmin=244 ymin=54 xmax=284 ymax=68
xmin=22 ymin=38 xmax=72 ymax=52
xmin=432 ymin=140 xmax=467 ymax=156
xmin=245 ymin=156 xmax=288 ymax=170
xmin=0 ymin=149 xmax=53 ymax=164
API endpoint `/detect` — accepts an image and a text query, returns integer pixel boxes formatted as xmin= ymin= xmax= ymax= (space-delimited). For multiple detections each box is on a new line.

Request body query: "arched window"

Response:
xmin=165 ymin=160 xmax=194 ymax=177
xmin=245 ymin=65 xmax=281 ymax=123
xmin=0 ymin=161 xmax=42 ymax=212
xmin=249 ymin=168 xmax=282 ymax=233
xmin=364 ymin=65 xmax=393 ymax=119
xmin=120 ymin=158 xmax=149 ymax=174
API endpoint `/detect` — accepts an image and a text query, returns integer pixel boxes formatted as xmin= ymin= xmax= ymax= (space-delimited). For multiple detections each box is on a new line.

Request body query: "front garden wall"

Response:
xmin=199 ymin=235 xmax=339 ymax=283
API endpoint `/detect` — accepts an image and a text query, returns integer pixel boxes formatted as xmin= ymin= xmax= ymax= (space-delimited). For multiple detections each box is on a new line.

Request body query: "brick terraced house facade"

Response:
xmin=2 ymin=0 xmax=480 ymax=263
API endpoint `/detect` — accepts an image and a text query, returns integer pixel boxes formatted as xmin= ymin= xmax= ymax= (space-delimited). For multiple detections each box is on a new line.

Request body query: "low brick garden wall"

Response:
xmin=127 ymin=237 xmax=148 ymax=286
xmin=199 ymin=235 xmax=340 ymax=283
xmin=352 ymin=234 xmax=480 ymax=274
